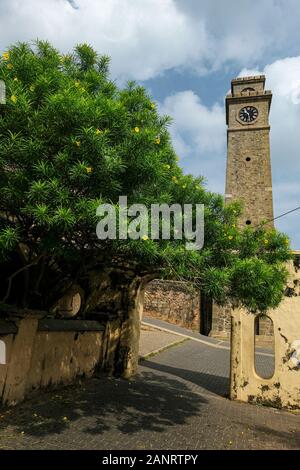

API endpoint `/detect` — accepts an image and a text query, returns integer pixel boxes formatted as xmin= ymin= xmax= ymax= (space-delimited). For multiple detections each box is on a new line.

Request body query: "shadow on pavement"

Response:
xmin=142 ymin=360 xmax=229 ymax=397
xmin=0 ymin=371 xmax=207 ymax=438
xmin=232 ymin=422 xmax=300 ymax=449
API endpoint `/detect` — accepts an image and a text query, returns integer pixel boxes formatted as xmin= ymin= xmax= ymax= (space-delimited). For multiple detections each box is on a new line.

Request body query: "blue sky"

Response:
xmin=1 ymin=0 xmax=300 ymax=246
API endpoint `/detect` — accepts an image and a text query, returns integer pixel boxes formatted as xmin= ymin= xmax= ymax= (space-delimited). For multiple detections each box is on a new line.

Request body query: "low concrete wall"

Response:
xmin=0 ymin=267 xmax=151 ymax=405
xmin=230 ymin=297 xmax=300 ymax=410
xmin=0 ymin=316 xmax=106 ymax=406
xmin=230 ymin=257 xmax=300 ymax=410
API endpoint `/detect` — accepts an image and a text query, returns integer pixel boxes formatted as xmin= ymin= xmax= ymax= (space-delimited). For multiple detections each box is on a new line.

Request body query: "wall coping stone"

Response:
xmin=38 ymin=319 xmax=105 ymax=332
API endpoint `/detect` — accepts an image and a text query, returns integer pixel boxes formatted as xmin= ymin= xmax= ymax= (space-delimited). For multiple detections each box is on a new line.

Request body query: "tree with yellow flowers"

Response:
xmin=0 ymin=41 xmax=291 ymax=322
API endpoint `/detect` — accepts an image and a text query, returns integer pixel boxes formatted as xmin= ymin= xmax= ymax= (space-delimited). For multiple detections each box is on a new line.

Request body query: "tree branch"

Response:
xmin=2 ymin=256 xmax=42 ymax=303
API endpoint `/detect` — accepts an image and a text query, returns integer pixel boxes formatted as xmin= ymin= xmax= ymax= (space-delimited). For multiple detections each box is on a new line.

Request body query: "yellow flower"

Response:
xmin=155 ymin=137 xmax=161 ymax=145
xmin=264 ymin=239 xmax=269 ymax=245
xmin=7 ymin=63 xmax=13 ymax=70
xmin=10 ymin=95 xmax=17 ymax=103
xmin=228 ymin=235 xmax=233 ymax=240
xmin=164 ymin=164 xmax=171 ymax=170
xmin=13 ymin=77 xmax=18 ymax=81
xmin=150 ymin=102 xmax=155 ymax=109
xmin=75 ymin=140 xmax=81 ymax=147
xmin=142 ymin=235 xmax=148 ymax=241
xmin=61 ymin=55 xmax=70 ymax=62
xmin=86 ymin=166 xmax=93 ymax=174
xmin=95 ymin=128 xmax=102 ymax=135
xmin=30 ymin=85 xmax=35 ymax=92
xmin=134 ymin=126 xmax=140 ymax=133
xmin=172 ymin=176 xmax=178 ymax=184
xmin=2 ymin=52 xmax=9 ymax=60
xmin=63 ymin=416 xmax=68 ymax=421
xmin=75 ymin=81 xmax=80 ymax=87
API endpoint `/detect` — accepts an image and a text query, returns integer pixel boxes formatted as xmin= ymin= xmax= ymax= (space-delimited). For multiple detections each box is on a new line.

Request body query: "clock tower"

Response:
xmin=225 ymin=75 xmax=274 ymax=228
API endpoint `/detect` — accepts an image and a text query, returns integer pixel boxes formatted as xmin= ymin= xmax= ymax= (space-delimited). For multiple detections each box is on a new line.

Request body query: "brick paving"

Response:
xmin=0 ymin=324 xmax=299 ymax=450
xmin=143 ymin=316 xmax=275 ymax=379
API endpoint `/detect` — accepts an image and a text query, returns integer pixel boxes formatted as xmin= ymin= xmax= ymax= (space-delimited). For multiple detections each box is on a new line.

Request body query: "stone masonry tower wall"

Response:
xmin=225 ymin=76 xmax=274 ymax=228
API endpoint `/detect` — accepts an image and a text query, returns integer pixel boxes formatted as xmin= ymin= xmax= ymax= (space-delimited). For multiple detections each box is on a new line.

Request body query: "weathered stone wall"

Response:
xmin=144 ymin=280 xmax=278 ymax=339
xmin=211 ymin=305 xmax=275 ymax=340
xmin=211 ymin=304 xmax=232 ymax=338
xmin=144 ymin=280 xmax=278 ymax=340
xmin=256 ymin=315 xmax=274 ymax=337
xmin=144 ymin=280 xmax=200 ymax=330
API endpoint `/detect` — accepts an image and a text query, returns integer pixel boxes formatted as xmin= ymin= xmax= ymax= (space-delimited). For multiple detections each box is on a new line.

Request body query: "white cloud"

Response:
xmin=160 ymin=90 xmax=226 ymax=193
xmin=1 ymin=1 xmax=300 ymax=81
xmin=161 ymin=91 xmax=225 ymax=153
xmin=175 ymin=0 xmax=300 ymax=71
xmin=236 ymin=61 xmax=300 ymax=246
xmin=0 ymin=0 xmax=207 ymax=81
xmin=262 ymin=58 xmax=300 ymax=247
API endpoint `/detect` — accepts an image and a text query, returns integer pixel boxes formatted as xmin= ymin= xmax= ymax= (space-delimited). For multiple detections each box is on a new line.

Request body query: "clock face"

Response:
xmin=239 ymin=106 xmax=258 ymax=123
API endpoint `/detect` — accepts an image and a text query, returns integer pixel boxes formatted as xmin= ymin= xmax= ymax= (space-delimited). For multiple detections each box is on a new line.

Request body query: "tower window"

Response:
xmin=242 ymin=87 xmax=255 ymax=93
xmin=246 ymin=157 xmax=251 ymax=162
xmin=246 ymin=220 xmax=252 ymax=225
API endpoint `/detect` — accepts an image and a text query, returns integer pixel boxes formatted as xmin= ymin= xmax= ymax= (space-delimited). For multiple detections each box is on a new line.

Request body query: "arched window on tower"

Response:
xmin=241 ymin=87 xmax=255 ymax=95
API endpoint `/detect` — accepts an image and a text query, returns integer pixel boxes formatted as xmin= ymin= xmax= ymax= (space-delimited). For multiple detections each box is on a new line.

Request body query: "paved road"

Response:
xmin=143 ymin=316 xmax=275 ymax=380
xmin=0 ymin=320 xmax=299 ymax=450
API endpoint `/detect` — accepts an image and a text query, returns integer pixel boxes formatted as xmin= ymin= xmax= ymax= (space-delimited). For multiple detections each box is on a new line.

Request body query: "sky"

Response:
xmin=0 ymin=0 xmax=300 ymax=247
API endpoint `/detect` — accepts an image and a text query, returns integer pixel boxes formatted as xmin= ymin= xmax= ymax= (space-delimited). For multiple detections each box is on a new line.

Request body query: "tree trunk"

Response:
xmin=84 ymin=267 xmax=155 ymax=378
xmin=114 ymin=276 xmax=150 ymax=378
